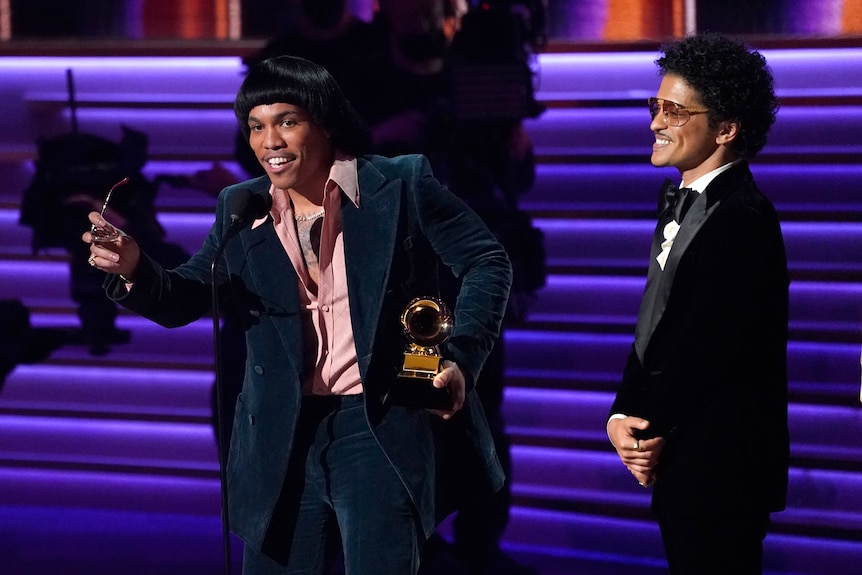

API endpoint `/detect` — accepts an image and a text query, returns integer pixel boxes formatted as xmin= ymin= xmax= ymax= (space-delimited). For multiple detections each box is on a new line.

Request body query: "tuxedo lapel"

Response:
xmin=634 ymin=172 xmax=730 ymax=363
xmin=659 ymin=162 xmax=752 ymax=286
xmin=634 ymin=218 xmax=667 ymax=362
xmin=639 ymin=193 xmax=718 ymax=353
xmin=662 ymin=191 xmax=713 ymax=278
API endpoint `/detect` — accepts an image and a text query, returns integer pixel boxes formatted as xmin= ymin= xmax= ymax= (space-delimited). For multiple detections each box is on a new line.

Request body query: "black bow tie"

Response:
xmin=660 ymin=179 xmax=696 ymax=223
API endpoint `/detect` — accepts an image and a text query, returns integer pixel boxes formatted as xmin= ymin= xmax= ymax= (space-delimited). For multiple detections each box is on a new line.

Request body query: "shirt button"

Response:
xmin=321 ymin=305 xmax=330 ymax=312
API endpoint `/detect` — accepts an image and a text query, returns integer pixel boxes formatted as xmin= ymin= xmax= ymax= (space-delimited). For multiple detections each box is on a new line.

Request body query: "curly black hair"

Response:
xmin=234 ymin=55 xmax=372 ymax=157
xmin=656 ymin=33 xmax=779 ymax=160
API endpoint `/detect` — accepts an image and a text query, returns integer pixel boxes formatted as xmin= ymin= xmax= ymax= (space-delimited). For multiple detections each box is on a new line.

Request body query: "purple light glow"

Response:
xmin=784 ymin=0 xmax=843 ymax=35
xmin=0 ymin=363 xmax=214 ymax=418
xmin=0 ymin=47 xmax=859 ymax=102
xmin=536 ymin=48 xmax=862 ymax=99
xmin=534 ymin=218 xmax=653 ymax=234
xmin=503 ymin=505 xmax=665 ymax=567
xmin=0 ymin=259 xmax=68 ymax=279
xmin=0 ymin=56 xmax=242 ymax=69
xmin=0 ymin=467 xmax=221 ymax=515
xmin=156 ymin=212 xmax=213 ymax=227
xmin=506 ymin=387 xmax=612 ymax=408
xmin=0 ymin=414 xmax=218 ymax=471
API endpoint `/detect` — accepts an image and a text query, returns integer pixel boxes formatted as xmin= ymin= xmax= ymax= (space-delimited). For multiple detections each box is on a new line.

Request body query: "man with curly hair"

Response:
xmin=606 ymin=33 xmax=790 ymax=574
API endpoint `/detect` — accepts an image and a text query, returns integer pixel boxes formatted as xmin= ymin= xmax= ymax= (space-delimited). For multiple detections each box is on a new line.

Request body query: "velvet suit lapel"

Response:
xmin=341 ymin=161 xmax=402 ymax=376
xmin=228 ymin=165 xmax=403 ymax=379
xmin=238 ymin=199 xmax=304 ymax=374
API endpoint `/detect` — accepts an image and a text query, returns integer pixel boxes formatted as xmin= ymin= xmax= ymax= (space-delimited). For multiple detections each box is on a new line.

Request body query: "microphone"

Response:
xmin=210 ymin=187 xmax=271 ymax=575
xmin=220 ymin=188 xmax=272 ymax=243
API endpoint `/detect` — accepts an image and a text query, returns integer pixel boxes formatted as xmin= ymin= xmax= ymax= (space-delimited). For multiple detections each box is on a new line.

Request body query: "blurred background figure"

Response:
xmin=250 ymin=0 xmax=385 ymax=115
xmin=19 ymin=124 xmax=189 ymax=356
xmin=365 ymin=0 xmax=459 ymax=163
xmin=0 ymin=298 xmax=68 ymax=389
xmin=414 ymin=2 xmax=548 ymax=575
xmin=231 ymin=0 xmax=457 ymax=176
xmin=228 ymin=0 xmax=386 ymax=180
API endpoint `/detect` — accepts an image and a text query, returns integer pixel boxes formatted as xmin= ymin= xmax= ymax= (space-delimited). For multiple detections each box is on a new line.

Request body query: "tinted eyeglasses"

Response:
xmin=648 ymin=97 xmax=709 ymax=127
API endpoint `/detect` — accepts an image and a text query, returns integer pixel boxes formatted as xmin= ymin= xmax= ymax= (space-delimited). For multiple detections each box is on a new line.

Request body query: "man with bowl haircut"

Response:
xmin=84 ymin=55 xmax=511 ymax=575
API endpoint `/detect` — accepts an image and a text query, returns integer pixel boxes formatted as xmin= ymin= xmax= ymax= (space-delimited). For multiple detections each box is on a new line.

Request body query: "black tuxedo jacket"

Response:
xmin=108 ymin=154 xmax=511 ymax=552
xmin=611 ymin=162 xmax=790 ymax=517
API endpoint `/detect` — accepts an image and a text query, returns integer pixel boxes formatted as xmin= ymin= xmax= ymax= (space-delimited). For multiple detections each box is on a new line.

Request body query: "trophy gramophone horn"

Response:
xmin=400 ymin=297 xmax=453 ymax=348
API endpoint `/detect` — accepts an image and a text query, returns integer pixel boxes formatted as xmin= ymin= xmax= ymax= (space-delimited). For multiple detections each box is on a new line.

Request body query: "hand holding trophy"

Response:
xmin=388 ymin=296 xmax=455 ymax=409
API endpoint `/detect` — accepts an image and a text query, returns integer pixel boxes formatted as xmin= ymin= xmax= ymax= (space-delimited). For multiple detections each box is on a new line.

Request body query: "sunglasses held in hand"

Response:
xmin=89 ymin=177 xmax=129 ymax=243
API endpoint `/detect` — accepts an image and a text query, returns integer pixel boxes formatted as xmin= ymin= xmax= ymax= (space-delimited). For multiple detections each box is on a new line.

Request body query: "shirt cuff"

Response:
xmin=607 ymin=413 xmax=627 ymax=447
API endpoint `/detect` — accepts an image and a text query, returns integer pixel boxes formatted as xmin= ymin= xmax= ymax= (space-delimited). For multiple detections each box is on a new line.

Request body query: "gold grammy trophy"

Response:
xmin=393 ymin=296 xmax=454 ymax=408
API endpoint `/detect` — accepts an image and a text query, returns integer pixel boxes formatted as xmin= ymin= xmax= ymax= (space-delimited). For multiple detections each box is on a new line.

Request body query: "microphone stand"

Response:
xmin=210 ymin=215 xmax=242 ymax=575
xmin=208 ymin=189 xmax=269 ymax=575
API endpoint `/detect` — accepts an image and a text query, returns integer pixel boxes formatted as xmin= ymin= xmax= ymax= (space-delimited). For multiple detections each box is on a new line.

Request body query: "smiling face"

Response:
xmin=247 ymin=102 xmax=335 ymax=198
xmin=650 ymin=73 xmax=737 ymax=184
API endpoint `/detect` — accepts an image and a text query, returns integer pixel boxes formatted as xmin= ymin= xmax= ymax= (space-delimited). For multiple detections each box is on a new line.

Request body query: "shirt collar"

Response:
xmin=328 ymin=153 xmax=360 ymax=208
xmin=682 ymin=159 xmax=741 ymax=194
xmin=253 ymin=153 xmax=359 ymax=229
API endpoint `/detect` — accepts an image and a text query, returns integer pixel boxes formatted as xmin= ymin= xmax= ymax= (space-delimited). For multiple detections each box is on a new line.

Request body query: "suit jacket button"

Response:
xmin=254 ymin=365 xmax=264 ymax=375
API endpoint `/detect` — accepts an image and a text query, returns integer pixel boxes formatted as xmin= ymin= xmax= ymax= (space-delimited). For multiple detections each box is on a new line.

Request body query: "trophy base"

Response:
xmin=385 ymin=374 xmax=453 ymax=410
xmin=401 ymin=353 xmax=441 ymax=375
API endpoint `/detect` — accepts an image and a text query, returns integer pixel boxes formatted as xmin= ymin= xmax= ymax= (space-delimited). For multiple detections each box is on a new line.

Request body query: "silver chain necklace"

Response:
xmin=294 ymin=210 xmax=325 ymax=222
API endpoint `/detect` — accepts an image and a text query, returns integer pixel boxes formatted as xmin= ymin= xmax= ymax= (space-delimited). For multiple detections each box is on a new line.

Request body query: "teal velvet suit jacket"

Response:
xmin=109 ymin=154 xmax=511 ymax=552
